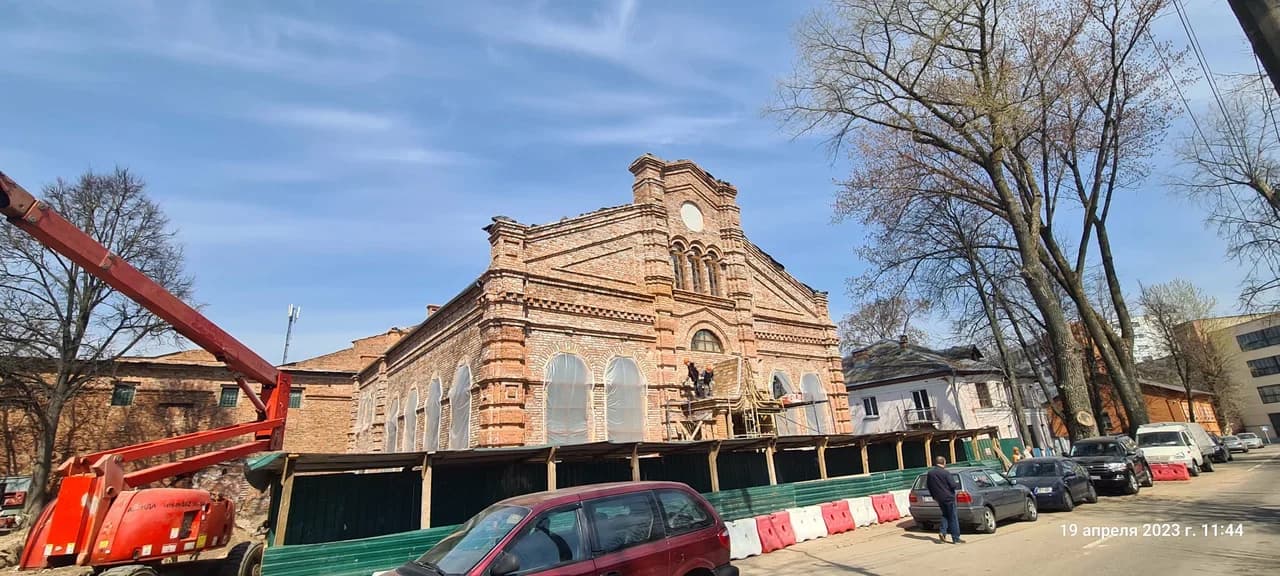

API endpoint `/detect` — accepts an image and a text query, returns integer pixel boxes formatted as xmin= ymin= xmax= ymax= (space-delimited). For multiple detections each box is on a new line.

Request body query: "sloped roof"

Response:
xmin=843 ymin=340 xmax=1002 ymax=389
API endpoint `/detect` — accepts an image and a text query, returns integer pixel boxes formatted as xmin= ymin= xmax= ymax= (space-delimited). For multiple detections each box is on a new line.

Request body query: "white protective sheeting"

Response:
xmin=404 ymin=389 xmax=419 ymax=451
xmin=384 ymin=397 xmax=399 ymax=452
xmin=772 ymin=372 xmax=800 ymax=436
xmin=605 ymin=357 xmax=645 ymax=442
xmin=425 ymin=378 xmax=442 ymax=452
xmin=448 ymin=365 xmax=472 ymax=450
xmin=890 ymin=490 xmax=913 ymax=518
xmin=800 ymin=374 xmax=833 ymax=434
xmin=726 ymin=518 xmax=763 ymax=560
xmin=846 ymin=497 xmax=878 ymax=527
xmin=546 ymin=354 xmax=590 ymax=445
xmin=789 ymin=506 xmax=829 ymax=542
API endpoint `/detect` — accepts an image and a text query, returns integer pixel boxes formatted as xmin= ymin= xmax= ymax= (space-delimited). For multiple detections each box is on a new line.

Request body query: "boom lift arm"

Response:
xmin=1 ymin=172 xmax=291 ymax=572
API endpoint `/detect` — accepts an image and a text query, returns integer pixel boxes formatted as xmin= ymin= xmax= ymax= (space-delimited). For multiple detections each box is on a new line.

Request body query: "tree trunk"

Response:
xmin=970 ymin=252 xmax=1035 ymax=446
xmin=25 ymin=397 xmax=64 ymax=516
xmin=1186 ymin=388 xmax=1197 ymax=423
xmin=1022 ymin=266 xmax=1097 ymax=440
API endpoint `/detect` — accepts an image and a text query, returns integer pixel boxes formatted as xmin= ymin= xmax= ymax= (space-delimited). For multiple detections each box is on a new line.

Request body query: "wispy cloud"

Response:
xmin=564 ymin=114 xmax=740 ymax=146
xmin=254 ymin=105 xmax=399 ymax=133
xmin=349 ymin=147 xmax=475 ymax=166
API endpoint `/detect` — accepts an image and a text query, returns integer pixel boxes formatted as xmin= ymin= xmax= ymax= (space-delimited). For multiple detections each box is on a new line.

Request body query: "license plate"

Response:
xmin=922 ymin=496 xmax=933 ymax=502
xmin=1089 ymin=475 xmax=1101 ymax=480
xmin=1035 ymin=487 xmax=1053 ymax=494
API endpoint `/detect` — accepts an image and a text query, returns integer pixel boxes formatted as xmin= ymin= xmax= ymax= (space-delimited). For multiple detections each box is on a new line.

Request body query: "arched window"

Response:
xmin=801 ymin=374 xmax=832 ymax=434
xmin=426 ymin=377 xmax=442 ymax=452
xmin=385 ymin=396 xmax=399 ymax=452
xmin=688 ymin=252 xmax=703 ymax=292
xmin=405 ymin=388 xmax=419 ymax=451
xmin=546 ymin=353 xmax=590 ymax=445
xmin=691 ymin=329 xmax=723 ymax=353
xmin=705 ymin=257 xmax=719 ymax=296
xmin=605 ymin=357 xmax=645 ymax=442
xmin=671 ymin=251 xmax=686 ymax=290
xmin=449 ymin=365 xmax=472 ymax=450
xmin=771 ymin=372 xmax=798 ymax=436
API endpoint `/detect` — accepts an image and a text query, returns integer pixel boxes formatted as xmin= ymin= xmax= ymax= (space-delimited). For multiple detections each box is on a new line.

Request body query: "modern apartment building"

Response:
xmin=1198 ymin=313 xmax=1280 ymax=441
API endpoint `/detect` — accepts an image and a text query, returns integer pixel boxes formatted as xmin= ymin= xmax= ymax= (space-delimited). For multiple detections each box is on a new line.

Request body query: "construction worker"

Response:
xmin=686 ymin=360 xmax=700 ymax=397
xmin=700 ymin=367 xmax=715 ymax=398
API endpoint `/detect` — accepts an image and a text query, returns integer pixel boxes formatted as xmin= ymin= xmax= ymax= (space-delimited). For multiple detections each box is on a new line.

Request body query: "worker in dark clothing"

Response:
xmin=925 ymin=456 xmax=964 ymax=544
xmin=700 ymin=367 xmax=714 ymax=398
xmin=685 ymin=361 xmax=701 ymax=397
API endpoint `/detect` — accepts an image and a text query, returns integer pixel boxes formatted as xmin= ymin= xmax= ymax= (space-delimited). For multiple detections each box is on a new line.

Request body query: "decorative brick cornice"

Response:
xmin=755 ymin=331 xmax=829 ymax=346
xmin=525 ymin=296 xmax=655 ymax=324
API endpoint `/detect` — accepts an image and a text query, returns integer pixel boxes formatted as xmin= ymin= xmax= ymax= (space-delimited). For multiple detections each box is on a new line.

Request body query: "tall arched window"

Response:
xmin=771 ymin=372 xmax=798 ymax=436
xmin=605 ymin=357 xmax=645 ymax=442
xmin=691 ymin=329 xmax=723 ymax=353
xmin=449 ymin=365 xmax=472 ymax=450
xmin=546 ymin=353 xmax=590 ymax=445
xmin=671 ymin=251 xmax=686 ymax=290
xmin=385 ymin=396 xmax=400 ymax=452
xmin=405 ymin=388 xmax=419 ymax=450
xmin=705 ymin=257 xmax=720 ymax=296
xmin=801 ymin=374 xmax=832 ymax=434
xmin=689 ymin=252 xmax=703 ymax=292
xmin=426 ymin=377 xmax=442 ymax=452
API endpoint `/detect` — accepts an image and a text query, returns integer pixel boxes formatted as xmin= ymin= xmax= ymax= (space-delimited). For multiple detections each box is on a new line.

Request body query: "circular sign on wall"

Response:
xmin=680 ymin=202 xmax=704 ymax=232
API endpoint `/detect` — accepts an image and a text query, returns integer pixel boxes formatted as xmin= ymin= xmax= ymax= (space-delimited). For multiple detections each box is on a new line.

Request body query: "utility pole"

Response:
xmin=1231 ymin=0 xmax=1280 ymax=99
xmin=282 ymin=304 xmax=301 ymax=364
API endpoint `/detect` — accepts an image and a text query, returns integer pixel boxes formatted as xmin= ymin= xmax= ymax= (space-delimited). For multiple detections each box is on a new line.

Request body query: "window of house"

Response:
xmin=800 ymin=373 xmax=832 ymax=434
xmin=219 ymin=387 xmax=239 ymax=408
xmin=975 ymin=382 xmax=993 ymax=409
xmin=289 ymin=389 xmax=303 ymax=409
xmin=670 ymin=252 xmax=686 ymax=290
xmin=449 ymin=365 xmax=472 ymax=450
xmin=405 ymin=388 xmax=419 ymax=450
xmin=605 ymin=357 xmax=645 ymax=442
xmin=1237 ymin=325 xmax=1280 ymax=351
xmin=426 ymin=378 xmax=442 ymax=452
xmin=688 ymin=253 xmax=703 ymax=292
xmin=705 ymin=258 xmax=719 ymax=296
xmin=110 ymin=382 xmax=136 ymax=406
xmin=1259 ymin=384 xmax=1280 ymax=404
xmin=862 ymin=396 xmax=879 ymax=418
xmin=912 ymin=389 xmax=932 ymax=410
xmin=1247 ymin=355 xmax=1280 ymax=377
xmin=546 ymin=353 xmax=590 ymax=446
xmin=691 ymin=329 xmax=723 ymax=353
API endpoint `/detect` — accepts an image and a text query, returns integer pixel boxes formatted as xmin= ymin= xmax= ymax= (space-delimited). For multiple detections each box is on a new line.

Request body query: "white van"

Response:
xmin=1142 ymin=422 xmax=1221 ymax=466
xmin=1135 ymin=423 xmax=1212 ymax=475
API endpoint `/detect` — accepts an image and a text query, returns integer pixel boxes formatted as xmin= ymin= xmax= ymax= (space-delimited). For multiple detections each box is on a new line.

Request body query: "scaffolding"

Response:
xmin=664 ymin=356 xmax=785 ymax=440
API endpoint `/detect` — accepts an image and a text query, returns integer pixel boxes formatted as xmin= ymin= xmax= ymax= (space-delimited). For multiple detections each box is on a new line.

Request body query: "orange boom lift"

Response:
xmin=2 ymin=172 xmax=288 ymax=576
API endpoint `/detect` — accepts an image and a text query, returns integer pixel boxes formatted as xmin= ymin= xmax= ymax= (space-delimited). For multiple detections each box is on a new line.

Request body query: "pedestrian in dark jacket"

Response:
xmin=925 ymin=456 xmax=964 ymax=544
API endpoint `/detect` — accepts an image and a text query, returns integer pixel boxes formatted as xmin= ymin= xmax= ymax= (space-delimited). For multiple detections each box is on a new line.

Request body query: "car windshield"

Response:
xmin=912 ymin=472 xmax=961 ymax=490
xmin=416 ymin=504 xmax=530 ymax=575
xmin=1008 ymin=462 xmax=1059 ymax=477
xmin=1137 ymin=431 xmax=1186 ymax=447
xmin=1069 ymin=442 xmax=1122 ymax=457
xmin=1239 ymin=433 xmax=1258 ymax=439
xmin=1222 ymin=435 xmax=1239 ymax=441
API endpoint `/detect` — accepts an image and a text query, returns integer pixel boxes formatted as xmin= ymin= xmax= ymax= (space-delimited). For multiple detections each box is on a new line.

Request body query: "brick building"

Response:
xmin=0 ymin=329 xmax=404 ymax=477
xmin=350 ymin=154 xmax=849 ymax=453
xmin=1048 ymin=378 xmax=1221 ymax=437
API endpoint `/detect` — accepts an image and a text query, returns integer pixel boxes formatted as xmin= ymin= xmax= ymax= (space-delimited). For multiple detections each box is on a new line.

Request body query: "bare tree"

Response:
xmin=0 ymin=168 xmax=192 ymax=514
xmin=839 ymin=296 xmax=930 ymax=352
xmin=1177 ymin=77 xmax=1280 ymax=310
xmin=1138 ymin=280 xmax=1215 ymax=421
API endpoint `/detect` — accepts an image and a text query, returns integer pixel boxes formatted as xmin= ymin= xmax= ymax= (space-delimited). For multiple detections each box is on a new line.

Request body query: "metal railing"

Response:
xmin=905 ymin=406 xmax=939 ymax=426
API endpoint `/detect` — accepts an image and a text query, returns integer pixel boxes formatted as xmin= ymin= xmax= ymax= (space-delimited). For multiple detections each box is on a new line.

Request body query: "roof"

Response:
xmin=843 ymin=340 xmax=1002 ymax=389
xmin=499 ymin=481 xmax=691 ymax=509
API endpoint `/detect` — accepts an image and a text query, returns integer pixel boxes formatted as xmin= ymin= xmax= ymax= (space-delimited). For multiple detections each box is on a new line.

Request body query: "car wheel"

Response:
xmin=1202 ymin=457 xmax=1214 ymax=473
xmin=1085 ymin=484 xmax=1098 ymax=504
xmin=1139 ymin=466 xmax=1154 ymax=488
xmin=1189 ymin=461 xmax=1200 ymax=477
xmin=1022 ymin=497 xmax=1038 ymax=521
xmin=1123 ymin=472 xmax=1140 ymax=495
xmin=979 ymin=506 xmax=997 ymax=534
xmin=1060 ymin=491 xmax=1074 ymax=511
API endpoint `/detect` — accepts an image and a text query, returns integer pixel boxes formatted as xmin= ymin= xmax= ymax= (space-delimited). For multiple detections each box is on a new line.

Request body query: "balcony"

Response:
xmin=904 ymin=407 xmax=939 ymax=428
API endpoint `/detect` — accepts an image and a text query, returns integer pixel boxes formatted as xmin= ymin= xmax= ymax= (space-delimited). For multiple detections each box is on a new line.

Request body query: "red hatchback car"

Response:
xmin=391 ymin=481 xmax=738 ymax=576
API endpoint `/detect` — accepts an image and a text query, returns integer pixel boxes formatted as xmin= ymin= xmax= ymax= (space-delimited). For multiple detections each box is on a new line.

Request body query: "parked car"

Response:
xmin=1209 ymin=433 xmax=1233 ymax=462
xmin=1140 ymin=422 xmax=1220 ymax=467
xmin=1136 ymin=424 xmax=1210 ymax=475
xmin=1006 ymin=457 xmax=1097 ymax=511
xmin=0 ymin=476 xmax=31 ymax=534
xmin=908 ymin=466 xmax=1038 ymax=534
xmin=391 ymin=481 xmax=736 ymax=576
xmin=1238 ymin=432 xmax=1266 ymax=450
xmin=1220 ymin=435 xmax=1249 ymax=453
xmin=1067 ymin=435 xmax=1153 ymax=494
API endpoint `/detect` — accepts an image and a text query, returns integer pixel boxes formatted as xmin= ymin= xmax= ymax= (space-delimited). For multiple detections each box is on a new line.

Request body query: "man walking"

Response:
xmin=925 ymin=456 xmax=964 ymax=544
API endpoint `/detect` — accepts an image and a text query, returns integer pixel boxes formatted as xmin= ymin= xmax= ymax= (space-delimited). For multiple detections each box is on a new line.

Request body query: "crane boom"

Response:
xmin=1 ymin=171 xmax=291 ymax=572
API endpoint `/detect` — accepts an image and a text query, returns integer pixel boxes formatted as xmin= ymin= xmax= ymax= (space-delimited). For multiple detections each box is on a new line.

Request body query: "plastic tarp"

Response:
xmin=800 ymin=374 xmax=833 ymax=434
xmin=449 ymin=365 xmax=472 ymax=450
xmin=726 ymin=518 xmax=762 ymax=560
xmin=404 ymin=389 xmax=419 ymax=451
xmin=605 ymin=357 xmax=645 ymax=442
xmin=890 ymin=489 xmax=912 ymax=518
xmin=772 ymin=373 xmax=799 ymax=436
xmin=546 ymin=354 xmax=590 ymax=445
xmin=384 ymin=397 xmax=399 ymax=452
xmin=846 ymin=497 xmax=877 ymax=527
xmin=789 ymin=506 xmax=828 ymax=542
xmin=426 ymin=378 xmax=442 ymax=452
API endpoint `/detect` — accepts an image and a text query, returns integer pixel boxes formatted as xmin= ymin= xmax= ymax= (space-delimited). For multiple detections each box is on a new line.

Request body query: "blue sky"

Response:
xmin=0 ymin=1 xmax=1261 ymax=361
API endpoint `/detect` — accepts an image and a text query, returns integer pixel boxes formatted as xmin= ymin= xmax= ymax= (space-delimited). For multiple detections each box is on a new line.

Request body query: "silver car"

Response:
xmin=1238 ymin=432 xmax=1266 ymax=450
xmin=1220 ymin=435 xmax=1249 ymax=453
xmin=907 ymin=466 xmax=1038 ymax=534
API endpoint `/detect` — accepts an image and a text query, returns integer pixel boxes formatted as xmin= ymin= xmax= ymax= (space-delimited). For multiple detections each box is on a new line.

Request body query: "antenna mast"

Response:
xmin=282 ymin=304 xmax=301 ymax=364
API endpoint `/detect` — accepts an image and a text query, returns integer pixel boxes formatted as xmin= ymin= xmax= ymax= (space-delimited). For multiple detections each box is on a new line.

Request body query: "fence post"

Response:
xmin=923 ymin=433 xmax=933 ymax=466
xmin=948 ymin=433 xmax=958 ymax=463
xmin=708 ymin=441 xmax=722 ymax=492
xmin=765 ymin=440 xmax=778 ymax=485
xmin=860 ymin=441 xmax=869 ymax=475
xmin=631 ymin=444 xmax=641 ymax=482
xmin=420 ymin=454 xmax=433 ymax=528
xmin=816 ymin=437 xmax=829 ymax=480
xmin=546 ymin=446 xmax=558 ymax=491
xmin=272 ymin=454 xmax=299 ymax=546
xmin=895 ymin=435 xmax=904 ymax=470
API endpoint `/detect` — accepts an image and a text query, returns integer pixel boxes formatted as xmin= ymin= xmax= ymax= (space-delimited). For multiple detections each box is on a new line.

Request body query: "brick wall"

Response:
xmin=1049 ymin=382 xmax=1221 ymax=436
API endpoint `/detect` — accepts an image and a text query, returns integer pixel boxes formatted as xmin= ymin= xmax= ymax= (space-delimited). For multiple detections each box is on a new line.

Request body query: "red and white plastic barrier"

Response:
xmin=755 ymin=515 xmax=786 ymax=553
xmin=726 ymin=518 xmax=763 ymax=560
xmin=846 ymin=497 xmax=878 ymax=527
xmin=768 ymin=511 xmax=797 ymax=547
xmin=1149 ymin=462 xmax=1191 ymax=481
xmin=788 ymin=506 xmax=829 ymax=542
xmin=890 ymin=489 xmax=913 ymax=518
xmin=871 ymin=493 xmax=901 ymax=523
xmin=820 ymin=500 xmax=855 ymax=534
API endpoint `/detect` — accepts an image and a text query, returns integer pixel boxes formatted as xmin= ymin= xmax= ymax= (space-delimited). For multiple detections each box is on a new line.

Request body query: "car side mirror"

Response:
xmin=1064 ymin=469 xmax=1076 ymax=477
xmin=489 ymin=551 xmax=520 ymax=576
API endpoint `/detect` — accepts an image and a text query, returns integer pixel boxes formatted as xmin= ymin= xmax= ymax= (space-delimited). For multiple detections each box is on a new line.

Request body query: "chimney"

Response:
xmin=426 ymin=304 xmax=440 ymax=317
xmin=899 ymin=334 xmax=909 ymax=348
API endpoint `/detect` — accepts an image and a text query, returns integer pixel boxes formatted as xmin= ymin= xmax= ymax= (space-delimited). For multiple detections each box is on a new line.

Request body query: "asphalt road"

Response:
xmin=737 ymin=450 xmax=1280 ymax=576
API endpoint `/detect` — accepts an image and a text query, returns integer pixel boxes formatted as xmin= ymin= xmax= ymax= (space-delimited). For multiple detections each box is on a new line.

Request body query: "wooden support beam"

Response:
xmin=949 ymin=433 xmax=957 ymax=463
xmin=708 ymin=441 xmax=722 ymax=492
xmin=924 ymin=434 xmax=934 ymax=466
xmin=970 ymin=431 xmax=981 ymax=461
xmin=765 ymin=440 xmax=778 ymax=485
xmin=272 ymin=454 xmax=299 ymax=546
xmin=546 ymin=447 xmax=558 ymax=491
xmin=895 ymin=435 xmax=905 ymax=470
xmin=631 ymin=444 xmax=641 ymax=482
xmin=420 ymin=454 xmax=433 ymax=529
xmin=990 ymin=430 xmax=1012 ymax=470
xmin=816 ymin=437 xmax=829 ymax=480
xmin=860 ymin=441 xmax=869 ymax=475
